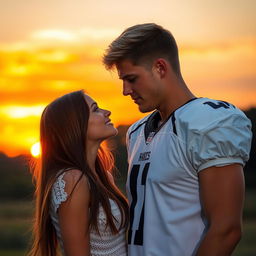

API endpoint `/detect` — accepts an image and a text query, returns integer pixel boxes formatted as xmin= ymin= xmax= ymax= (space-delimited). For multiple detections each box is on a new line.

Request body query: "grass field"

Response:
xmin=0 ymin=190 xmax=255 ymax=256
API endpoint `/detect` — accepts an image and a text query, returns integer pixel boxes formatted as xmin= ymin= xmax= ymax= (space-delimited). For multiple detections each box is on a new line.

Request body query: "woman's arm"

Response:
xmin=58 ymin=169 xmax=91 ymax=256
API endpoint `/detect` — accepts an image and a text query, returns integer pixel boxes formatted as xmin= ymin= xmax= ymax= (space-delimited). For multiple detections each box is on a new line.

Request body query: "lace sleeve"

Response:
xmin=51 ymin=173 xmax=68 ymax=213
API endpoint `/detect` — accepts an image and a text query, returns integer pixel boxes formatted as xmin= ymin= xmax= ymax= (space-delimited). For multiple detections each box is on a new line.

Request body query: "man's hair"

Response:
xmin=103 ymin=23 xmax=181 ymax=75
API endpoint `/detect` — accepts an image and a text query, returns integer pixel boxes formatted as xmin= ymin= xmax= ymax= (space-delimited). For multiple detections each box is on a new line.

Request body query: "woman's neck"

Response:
xmin=86 ymin=141 xmax=100 ymax=172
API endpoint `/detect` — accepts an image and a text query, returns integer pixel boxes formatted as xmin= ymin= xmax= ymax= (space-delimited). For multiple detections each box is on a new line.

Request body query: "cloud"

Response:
xmin=31 ymin=30 xmax=78 ymax=42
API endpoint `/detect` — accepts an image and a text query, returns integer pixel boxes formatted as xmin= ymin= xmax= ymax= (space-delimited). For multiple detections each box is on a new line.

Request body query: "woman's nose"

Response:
xmin=104 ymin=109 xmax=111 ymax=116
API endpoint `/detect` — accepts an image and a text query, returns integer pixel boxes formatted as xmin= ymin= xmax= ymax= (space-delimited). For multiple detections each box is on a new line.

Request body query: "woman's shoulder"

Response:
xmin=59 ymin=169 xmax=90 ymax=194
xmin=60 ymin=168 xmax=84 ymax=182
xmin=51 ymin=169 xmax=90 ymax=211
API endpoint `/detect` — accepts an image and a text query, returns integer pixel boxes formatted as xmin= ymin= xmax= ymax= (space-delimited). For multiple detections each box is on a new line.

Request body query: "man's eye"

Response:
xmin=127 ymin=77 xmax=136 ymax=83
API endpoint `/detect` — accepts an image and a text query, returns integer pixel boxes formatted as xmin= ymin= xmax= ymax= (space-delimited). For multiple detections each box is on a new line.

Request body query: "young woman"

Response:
xmin=28 ymin=90 xmax=129 ymax=256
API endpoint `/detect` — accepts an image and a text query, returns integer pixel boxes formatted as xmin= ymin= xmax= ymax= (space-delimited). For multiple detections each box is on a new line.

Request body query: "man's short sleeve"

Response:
xmin=186 ymin=112 xmax=252 ymax=172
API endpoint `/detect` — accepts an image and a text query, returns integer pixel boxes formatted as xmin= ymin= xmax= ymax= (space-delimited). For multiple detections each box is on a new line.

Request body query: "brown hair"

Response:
xmin=28 ymin=90 xmax=128 ymax=256
xmin=103 ymin=23 xmax=181 ymax=75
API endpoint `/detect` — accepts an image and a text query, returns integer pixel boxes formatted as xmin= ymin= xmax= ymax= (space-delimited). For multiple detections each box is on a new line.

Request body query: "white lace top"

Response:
xmin=50 ymin=171 xmax=127 ymax=256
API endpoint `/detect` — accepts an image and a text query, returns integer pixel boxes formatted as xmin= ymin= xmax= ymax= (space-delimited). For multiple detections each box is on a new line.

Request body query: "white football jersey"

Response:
xmin=126 ymin=97 xmax=252 ymax=256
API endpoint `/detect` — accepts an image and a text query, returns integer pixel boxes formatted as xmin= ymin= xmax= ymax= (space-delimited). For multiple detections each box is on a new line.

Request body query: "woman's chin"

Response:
xmin=109 ymin=127 xmax=118 ymax=137
xmin=101 ymin=127 xmax=118 ymax=141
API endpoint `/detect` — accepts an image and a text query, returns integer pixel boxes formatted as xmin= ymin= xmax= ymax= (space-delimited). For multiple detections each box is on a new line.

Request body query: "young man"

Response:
xmin=103 ymin=23 xmax=252 ymax=256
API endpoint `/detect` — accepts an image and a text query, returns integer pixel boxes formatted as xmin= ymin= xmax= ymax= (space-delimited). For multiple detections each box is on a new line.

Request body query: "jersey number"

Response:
xmin=128 ymin=162 xmax=150 ymax=246
xmin=203 ymin=101 xmax=234 ymax=109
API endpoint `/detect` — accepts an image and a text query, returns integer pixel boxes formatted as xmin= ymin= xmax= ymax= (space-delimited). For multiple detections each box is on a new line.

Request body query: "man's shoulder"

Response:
xmin=179 ymin=97 xmax=239 ymax=115
xmin=176 ymin=97 xmax=247 ymax=130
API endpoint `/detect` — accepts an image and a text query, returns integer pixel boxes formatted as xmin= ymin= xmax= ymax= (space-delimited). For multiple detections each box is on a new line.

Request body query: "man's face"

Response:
xmin=117 ymin=59 xmax=164 ymax=113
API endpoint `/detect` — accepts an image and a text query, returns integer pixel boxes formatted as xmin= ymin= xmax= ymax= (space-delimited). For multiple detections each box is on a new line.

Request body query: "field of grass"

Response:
xmin=0 ymin=200 xmax=33 ymax=256
xmin=0 ymin=190 xmax=255 ymax=256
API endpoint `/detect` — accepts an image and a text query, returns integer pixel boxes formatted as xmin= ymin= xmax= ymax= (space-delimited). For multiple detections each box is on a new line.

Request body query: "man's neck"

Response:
xmin=158 ymin=89 xmax=196 ymax=121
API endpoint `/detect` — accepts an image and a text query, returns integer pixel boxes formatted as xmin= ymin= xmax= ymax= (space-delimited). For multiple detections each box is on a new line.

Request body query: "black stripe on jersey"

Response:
xmin=128 ymin=164 xmax=140 ymax=244
xmin=134 ymin=201 xmax=145 ymax=245
xmin=134 ymin=162 xmax=150 ymax=245
xmin=171 ymin=113 xmax=177 ymax=135
xmin=129 ymin=120 xmax=148 ymax=140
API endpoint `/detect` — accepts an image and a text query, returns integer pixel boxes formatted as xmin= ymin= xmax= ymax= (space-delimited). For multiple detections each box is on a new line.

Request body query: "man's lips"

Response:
xmin=131 ymin=96 xmax=142 ymax=103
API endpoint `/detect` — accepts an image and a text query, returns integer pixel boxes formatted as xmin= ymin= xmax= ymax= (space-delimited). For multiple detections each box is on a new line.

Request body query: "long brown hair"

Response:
xmin=28 ymin=90 xmax=129 ymax=256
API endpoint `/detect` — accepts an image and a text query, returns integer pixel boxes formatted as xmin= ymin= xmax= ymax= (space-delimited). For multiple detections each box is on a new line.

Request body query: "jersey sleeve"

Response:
xmin=186 ymin=112 xmax=252 ymax=172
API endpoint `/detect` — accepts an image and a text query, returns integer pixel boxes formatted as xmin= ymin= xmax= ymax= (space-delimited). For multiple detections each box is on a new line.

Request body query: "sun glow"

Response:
xmin=1 ymin=105 xmax=45 ymax=119
xmin=31 ymin=142 xmax=41 ymax=158
xmin=0 ymin=25 xmax=255 ymax=158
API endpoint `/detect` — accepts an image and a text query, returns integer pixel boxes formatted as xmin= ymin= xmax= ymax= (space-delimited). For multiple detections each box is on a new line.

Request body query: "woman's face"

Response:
xmin=85 ymin=94 xmax=118 ymax=142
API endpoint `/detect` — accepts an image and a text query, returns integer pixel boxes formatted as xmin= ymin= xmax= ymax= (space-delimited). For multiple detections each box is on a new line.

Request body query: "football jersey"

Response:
xmin=126 ymin=97 xmax=252 ymax=256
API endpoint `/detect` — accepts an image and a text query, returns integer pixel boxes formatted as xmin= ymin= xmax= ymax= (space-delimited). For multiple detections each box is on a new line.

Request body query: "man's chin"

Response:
xmin=138 ymin=104 xmax=154 ymax=113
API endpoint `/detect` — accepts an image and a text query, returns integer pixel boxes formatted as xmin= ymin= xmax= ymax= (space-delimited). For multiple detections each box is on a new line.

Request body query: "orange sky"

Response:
xmin=0 ymin=0 xmax=255 ymax=157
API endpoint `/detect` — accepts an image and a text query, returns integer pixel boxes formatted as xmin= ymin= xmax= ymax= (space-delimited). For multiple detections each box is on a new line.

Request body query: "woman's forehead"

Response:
xmin=84 ymin=94 xmax=96 ymax=106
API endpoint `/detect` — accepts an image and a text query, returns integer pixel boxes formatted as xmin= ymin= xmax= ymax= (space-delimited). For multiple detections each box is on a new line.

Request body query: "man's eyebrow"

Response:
xmin=119 ymin=74 xmax=136 ymax=80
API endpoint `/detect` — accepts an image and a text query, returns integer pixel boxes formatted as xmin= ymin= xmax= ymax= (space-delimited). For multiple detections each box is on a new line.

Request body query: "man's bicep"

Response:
xmin=198 ymin=164 xmax=245 ymax=223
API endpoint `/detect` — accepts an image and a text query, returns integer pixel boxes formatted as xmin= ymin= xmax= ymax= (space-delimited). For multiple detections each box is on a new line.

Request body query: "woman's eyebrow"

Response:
xmin=90 ymin=102 xmax=97 ymax=108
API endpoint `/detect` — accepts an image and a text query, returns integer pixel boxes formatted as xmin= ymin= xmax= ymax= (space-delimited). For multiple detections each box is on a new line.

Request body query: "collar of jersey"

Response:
xmin=144 ymin=97 xmax=198 ymax=143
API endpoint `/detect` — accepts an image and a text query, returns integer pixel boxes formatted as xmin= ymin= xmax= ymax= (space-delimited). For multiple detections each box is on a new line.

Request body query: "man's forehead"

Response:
xmin=117 ymin=60 xmax=143 ymax=78
xmin=118 ymin=69 xmax=137 ymax=79
xmin=117 ymin=59 xmax=134 ymax=70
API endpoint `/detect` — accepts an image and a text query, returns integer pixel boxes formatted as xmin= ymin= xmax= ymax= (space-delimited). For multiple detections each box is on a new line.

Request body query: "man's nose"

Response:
xmin=123 ymin=82 xmax=133 ymax=96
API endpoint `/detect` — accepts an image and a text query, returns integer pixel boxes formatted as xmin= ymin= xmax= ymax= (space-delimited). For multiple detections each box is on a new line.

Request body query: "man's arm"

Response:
xmin=196 ymin=164 xmax=245 ymax=256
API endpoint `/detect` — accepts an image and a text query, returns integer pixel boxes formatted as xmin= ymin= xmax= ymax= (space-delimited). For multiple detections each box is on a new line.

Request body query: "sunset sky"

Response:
xmin=0 ymin=0 xmax=255 ymax=157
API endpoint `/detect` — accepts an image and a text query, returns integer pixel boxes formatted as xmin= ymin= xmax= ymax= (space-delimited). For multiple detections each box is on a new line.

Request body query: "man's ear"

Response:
xmin=152 ymin=58 xmax=168 ymax=78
